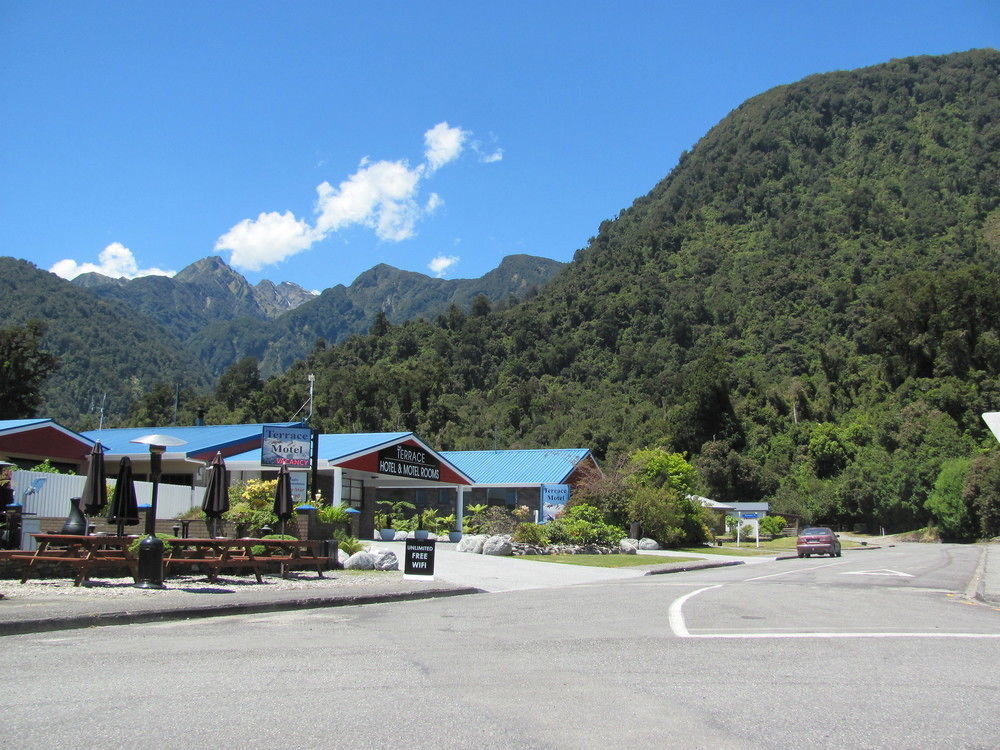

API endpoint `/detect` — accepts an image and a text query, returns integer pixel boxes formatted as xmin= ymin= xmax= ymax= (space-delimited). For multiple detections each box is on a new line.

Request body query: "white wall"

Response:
xmin=11 ymin=470 xmax=203 ymax=520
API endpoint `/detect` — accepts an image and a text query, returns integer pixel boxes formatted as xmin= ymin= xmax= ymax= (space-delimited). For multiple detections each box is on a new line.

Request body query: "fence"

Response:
xmin=10 ymin=470 xmax=204 ymax=520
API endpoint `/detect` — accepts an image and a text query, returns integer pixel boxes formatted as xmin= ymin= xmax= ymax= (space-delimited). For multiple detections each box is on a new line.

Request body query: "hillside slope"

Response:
xmin=238 ymin=50 xmax=999 ymax=532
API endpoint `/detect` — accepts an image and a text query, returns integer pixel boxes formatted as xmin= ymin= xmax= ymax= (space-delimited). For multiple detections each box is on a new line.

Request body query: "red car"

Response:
xmin=796 ymin=527 xmax=842 ymax=557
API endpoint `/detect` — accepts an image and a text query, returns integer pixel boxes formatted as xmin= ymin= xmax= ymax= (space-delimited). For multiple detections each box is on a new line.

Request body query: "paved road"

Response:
xmin=1 ymin=544 xmax=997 ymax=749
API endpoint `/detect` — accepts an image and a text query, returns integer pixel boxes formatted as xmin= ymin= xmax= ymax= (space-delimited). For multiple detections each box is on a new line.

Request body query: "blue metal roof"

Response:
xmin=82 ymin=422 xmax=304 ymax=458
xmin=439 ymin=448 xmax=592 ymax=485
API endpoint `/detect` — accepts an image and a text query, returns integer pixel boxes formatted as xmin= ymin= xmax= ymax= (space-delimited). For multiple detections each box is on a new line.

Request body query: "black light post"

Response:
xmin=131 ymin=434 xmax=186 ymax=589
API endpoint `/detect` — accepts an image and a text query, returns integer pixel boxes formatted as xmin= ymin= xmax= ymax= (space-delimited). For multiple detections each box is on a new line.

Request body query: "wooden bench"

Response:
xmin=162 ymin=538 xmax=328 ymax=582
xmin=13 ymin=534 xmax=138 ymax=586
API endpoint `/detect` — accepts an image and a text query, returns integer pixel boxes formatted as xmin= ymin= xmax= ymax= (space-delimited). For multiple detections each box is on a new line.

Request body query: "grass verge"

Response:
xmin=515 ymin=554 xmax=700 ymax=568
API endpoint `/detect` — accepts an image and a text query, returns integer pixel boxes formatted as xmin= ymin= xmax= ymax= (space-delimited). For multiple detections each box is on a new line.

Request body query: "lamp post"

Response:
xmin=131 ymin=433 xmax=187 ymax=589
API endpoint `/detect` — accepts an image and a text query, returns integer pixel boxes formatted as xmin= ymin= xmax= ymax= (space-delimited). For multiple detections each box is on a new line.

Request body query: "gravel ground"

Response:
xmin=0 ymin=570 xmax=404 ymax=602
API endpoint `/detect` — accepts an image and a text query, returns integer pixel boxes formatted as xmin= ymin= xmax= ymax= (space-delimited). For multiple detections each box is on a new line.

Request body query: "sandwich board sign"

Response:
xmin=404 ymin=538 xmax=436 ymax=579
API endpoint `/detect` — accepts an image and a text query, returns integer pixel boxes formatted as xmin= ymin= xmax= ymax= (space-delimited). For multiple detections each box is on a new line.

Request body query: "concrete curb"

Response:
xmin=972 ymin=544 xmax=1000 ymax=606
xmin=0 ymin=586 xmax=484 ymax=637
xmin=644 ymin=560 xmax=744 ymax=575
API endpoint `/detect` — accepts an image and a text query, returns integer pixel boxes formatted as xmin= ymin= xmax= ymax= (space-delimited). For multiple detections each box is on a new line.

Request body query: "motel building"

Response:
xmin=3 ymin=420 xmax=599 ymax=540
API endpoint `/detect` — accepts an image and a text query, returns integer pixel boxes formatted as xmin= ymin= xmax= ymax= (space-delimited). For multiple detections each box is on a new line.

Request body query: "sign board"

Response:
xmin=289 ymin=471 xmax=308 ymax=504
xmin=378 ymin=444 xmax=441 ymax=481
xmin=740 ymin=512 xmax=759 ymax=519
xmin=404 ymin=538 xmax=435 ymax=579
xmin=261 ymin=425 xmax=312 ymax=468
xmin=539 ymin=484 xmax=570 ymax=523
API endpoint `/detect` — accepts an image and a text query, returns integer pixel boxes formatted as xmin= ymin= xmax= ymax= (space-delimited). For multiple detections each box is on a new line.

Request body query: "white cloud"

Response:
xmin=424 ymin=122 xmax=468 ymax=172
xmin=217 ymin=121 xmax=484 ymax=272
xmin=215 ymin=210 xmax=318 ymax=271
xmin=49 ymin=242 xmax=175 ymax=280
xmin=482 ymin=148 xmax=504 ymax=163
xmin=315 ymin=158 xmax=424 ymax=241
xmin=428 ymin=254 xmax=459 ymax=277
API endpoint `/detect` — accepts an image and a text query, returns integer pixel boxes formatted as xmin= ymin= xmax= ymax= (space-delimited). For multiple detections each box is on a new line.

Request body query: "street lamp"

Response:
xmin=131 ymin=433 xmax=187 ymax=589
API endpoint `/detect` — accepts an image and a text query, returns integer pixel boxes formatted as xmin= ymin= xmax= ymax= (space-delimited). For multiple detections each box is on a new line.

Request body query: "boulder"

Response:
xmin=344 ymin=551 xmax=375 ymax=570
xmin=457 ymin=534 xmax=486 ymax=553
xmin=637 ymin=537 xmax=661 ymax=550
xmin=406 ymin=531 xmax=439 ymax=541
xmin=372 ymin=549 xmax=399 ymax=571
xmin=619 ymin=539 xmax=638 ymax=554
xmin=482 ymin=534 xmax=514 ymax=556
xmin=337 ymin=549 xmax=349 ymax=566
xmin=393 ymin=531 xmax=408 ymax=541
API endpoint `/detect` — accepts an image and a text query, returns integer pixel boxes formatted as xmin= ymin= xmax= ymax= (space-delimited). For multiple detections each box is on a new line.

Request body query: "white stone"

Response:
xmin=457 ymin=534 xmax=486 ymax=553
xmin=337 ymin=549 xmax=349 ymax=565
xmin=372 ymin=549 xmax=398 ymax=571
xmin=637 ymin=537 xmax=661 ymax=550
xmin=482 ymin=534 xmax=514 ymax=556
xmin=619 ymin=539 xmax=638 ymax=554
xmin=393 ymin=531 xmax=408 ymax=541
xmin=344 ymin=551 xmax=375 ymax=570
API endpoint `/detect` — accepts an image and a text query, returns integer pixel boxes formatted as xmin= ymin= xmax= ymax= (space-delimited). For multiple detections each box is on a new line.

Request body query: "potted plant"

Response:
xmin=376 ymin=499 xmax=416 ymax=540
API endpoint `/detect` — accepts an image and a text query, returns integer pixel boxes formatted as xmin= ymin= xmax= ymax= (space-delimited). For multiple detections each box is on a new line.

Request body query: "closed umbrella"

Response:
xmin=273 ymin=464 xmax=294 ymax=535
xmin=79 ymin=441 xmax=107 ymax=516
xmin=201 ymin=452 xmax=230 ymax=538
xmin=107 ymin=456 xmax=140 ymax=537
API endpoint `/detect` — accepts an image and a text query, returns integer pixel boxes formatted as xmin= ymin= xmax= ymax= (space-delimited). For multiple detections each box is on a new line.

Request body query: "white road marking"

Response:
xmin=667 ymin=580 xmax=1000 ymax=640
xmin=668 ymin=584 xmax=721 ymax=637
xmin=744 ymin=560 xmax=853 ymax=581
xmin=842 ymin=569 xmax=914 ymax=577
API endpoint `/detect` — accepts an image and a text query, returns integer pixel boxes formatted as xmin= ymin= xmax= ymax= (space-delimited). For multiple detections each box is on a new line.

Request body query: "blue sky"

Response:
xmin=1 ymin=1 xmax=996 ymax=291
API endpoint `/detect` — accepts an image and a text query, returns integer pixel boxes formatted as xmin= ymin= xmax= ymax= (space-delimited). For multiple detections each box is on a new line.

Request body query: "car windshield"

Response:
xmin=800 ymin=528 xmax=832 ymax=535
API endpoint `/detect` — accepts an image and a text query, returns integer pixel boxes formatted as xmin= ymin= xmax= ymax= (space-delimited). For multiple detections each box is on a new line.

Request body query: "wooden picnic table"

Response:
xmin=13 ymin=533 xmax=138 ymax=586
xmin=163 ymin=537 xmax=329 ymax=582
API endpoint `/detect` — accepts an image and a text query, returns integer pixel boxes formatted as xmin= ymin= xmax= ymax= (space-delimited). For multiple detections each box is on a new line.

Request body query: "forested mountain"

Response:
xmin=192 ymin=50 xmax=1000 ymax=534
xmin=0 ymin=257 xmax=211 ymax=427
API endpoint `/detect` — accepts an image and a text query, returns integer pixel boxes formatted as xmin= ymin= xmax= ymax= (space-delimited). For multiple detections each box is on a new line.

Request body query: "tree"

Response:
xmin=925 ymin=458 xmax=973 ymax=539
xmin=216 ymin=357 xmax=263 ymax=410
xmin=963 ymin=451 xmax=1000 ymax=539
xmin=0 ymin=320 xmax=58 ymax=418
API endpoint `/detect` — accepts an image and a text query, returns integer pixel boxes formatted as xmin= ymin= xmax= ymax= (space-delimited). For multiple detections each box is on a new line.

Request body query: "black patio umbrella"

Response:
xmin=273 ymin=464 xmax=294 ymax=535
xmin=79 ymin=441 xmax=108 ymax=516
xmin=107 ymin=456 xmax=140 ymax=537
xmin=201 ymin=452 xmax=230 ymax=538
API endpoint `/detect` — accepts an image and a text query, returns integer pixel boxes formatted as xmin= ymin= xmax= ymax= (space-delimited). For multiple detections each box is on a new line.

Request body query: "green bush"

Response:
xmin=250 ymin=534 xmax=297 ymax=555
xmin=316 ymin=504 xmax=350 ymax=524
xmin=628 ymin=486 xmax=707 ymax=547
xmin=465 ymin=506 xmax=519 ymax=535
xmin=339 ymin=536 xmax=364 ymax=555
xmin=545 ymin=504 xmax=623 ymax=545
xmin=758 ymin=515 xmax=787 ymax=537
xmin=512 ymin=522 xmax=550 ymax=545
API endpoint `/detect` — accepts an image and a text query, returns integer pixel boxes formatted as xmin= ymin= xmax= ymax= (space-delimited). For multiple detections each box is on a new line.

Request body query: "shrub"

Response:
xmin=628 ymin=486 xmax=707 ymax=547
xmin=466 ymin=506 xmax=519 ymax=535
xmin=316 ymin=504 xmax=350 ymax=524
xmin=545 ymin=503 xmax=623 ymax=545
xmin=250 ymin=534 xmax=297 ymax=555
xmin=758 ymin=515 xmax=787 ymax=537
xmin=512 ymin=522 xmax=550 ymax=545
xmin=224 ymin=479 xmax=280 ymax=534
xmin=339 ymin=536 xmax=364 ymax=555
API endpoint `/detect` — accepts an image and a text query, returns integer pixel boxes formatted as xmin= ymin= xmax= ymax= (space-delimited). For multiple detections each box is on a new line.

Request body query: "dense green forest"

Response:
xmin=29 ymin=50 xmax=1000 ymax=537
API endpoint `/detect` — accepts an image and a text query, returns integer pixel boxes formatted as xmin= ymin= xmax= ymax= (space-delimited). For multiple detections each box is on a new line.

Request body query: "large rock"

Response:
xmin=637 ymin=537 xmax=661 ymax=550
xmin=344 ymin=551 xmax=375 ymax=570
xmin=482 ymin=534 xmax=513 ymax=556
xmin=393 ymin=530 xmax=408 ymax=541
xmin=619 ymin=538 xmax=638 ymax=554
xmin=337 ymin=549 xmax=349 ymax=566
xmin=372 ymin=549 xmax=399 ymax=571
xmin=457 ymin=534 xmax=486 ymax=553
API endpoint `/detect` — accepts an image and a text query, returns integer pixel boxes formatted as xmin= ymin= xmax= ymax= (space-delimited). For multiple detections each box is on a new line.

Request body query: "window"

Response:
xmin=344 ymin=477 xmax=363 ymax=509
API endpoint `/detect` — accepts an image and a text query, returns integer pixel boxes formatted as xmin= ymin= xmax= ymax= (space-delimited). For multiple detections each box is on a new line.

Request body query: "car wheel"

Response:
xmin=797 ymin=553 xmax=804 ymax=558
xmin=836 ymin=549 xmax=842 ymax=557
